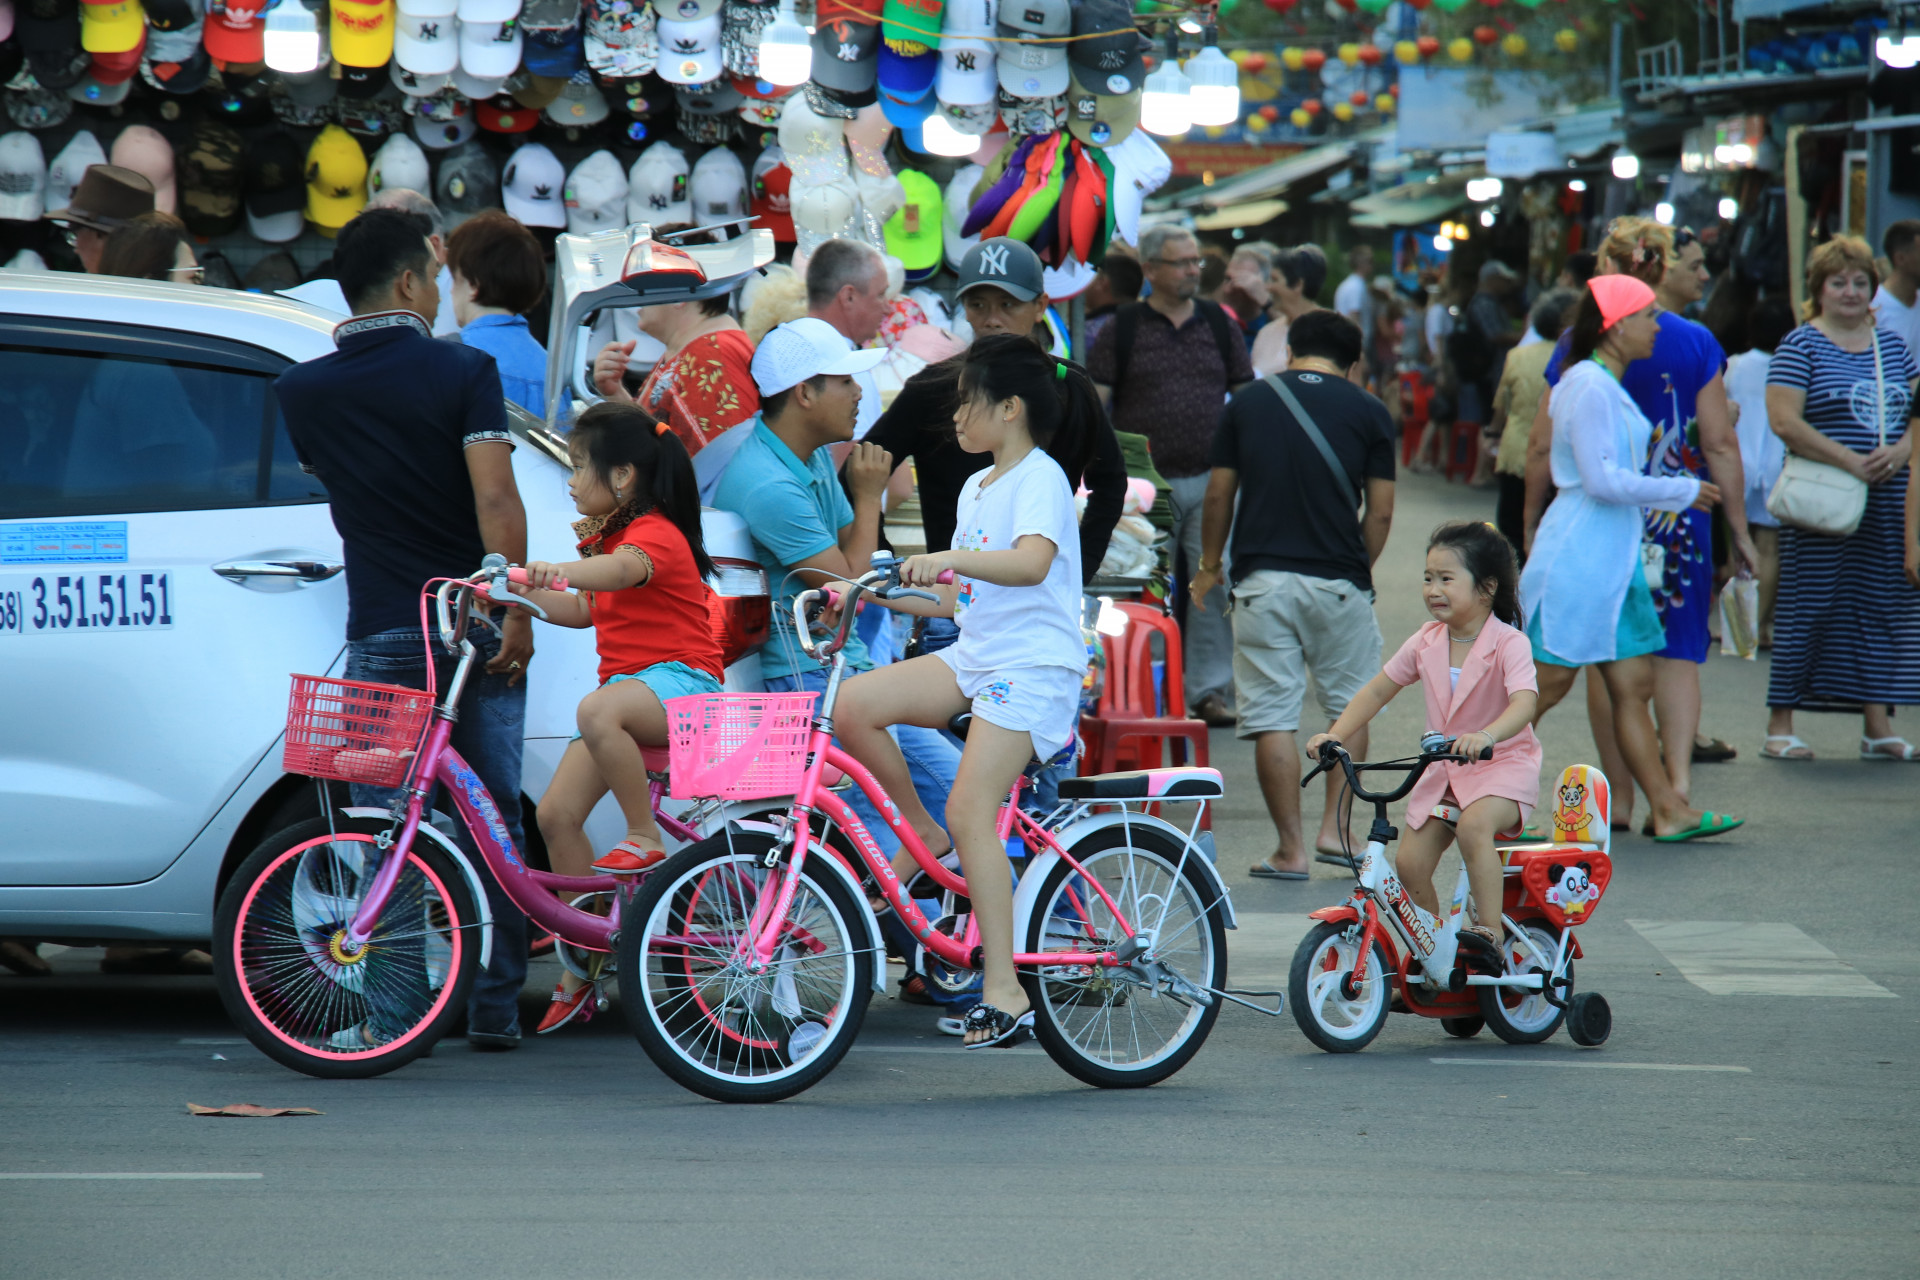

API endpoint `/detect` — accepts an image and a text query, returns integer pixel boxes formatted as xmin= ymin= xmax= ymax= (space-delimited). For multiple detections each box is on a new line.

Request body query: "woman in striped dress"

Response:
xmin=1763 ymin=236 xmax=1920 ymax=759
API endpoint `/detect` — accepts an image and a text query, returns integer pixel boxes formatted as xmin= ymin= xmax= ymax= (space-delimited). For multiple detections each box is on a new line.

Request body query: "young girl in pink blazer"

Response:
xmin=1309 ymin=522 xmax=1543 ymax=963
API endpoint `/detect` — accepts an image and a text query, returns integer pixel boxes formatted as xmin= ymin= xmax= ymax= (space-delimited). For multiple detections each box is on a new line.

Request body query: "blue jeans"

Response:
xmin=347 ymin=626 xmax=530 ymax=1038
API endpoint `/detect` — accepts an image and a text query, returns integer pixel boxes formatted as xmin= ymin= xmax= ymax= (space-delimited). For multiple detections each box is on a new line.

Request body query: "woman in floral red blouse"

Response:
xmin=591 ymin=292 xmax=758 ymax=455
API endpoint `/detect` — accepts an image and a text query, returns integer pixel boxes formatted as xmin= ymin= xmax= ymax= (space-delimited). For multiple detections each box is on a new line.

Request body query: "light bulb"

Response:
xmin=922 ymin=111 xmax=982 ymax=157
xmin=263 ymin=3 xmax=323 ymax=74
xmin=1612 ymin=151 xmax=1640 ymax=180
xmin=1431 ymin=234 xmax=1452 ymax=253
xmin=1140 ymin=62 xmax=1192 ymax=138
xmin=757 ymin=6 xmax=813 ymax=87
xmin=1654 ymin=201 xmax=1675 ymax=225
xmin=1877 ymin=34 xmax=1920 ymax=68
xmin=1568 ymin=179 xmax=1587 ymax=192
xmin=1184 ymin=46 xmax=1240 ymax=128
xmin=1465 ymin=176 xmax=1504 ymax=202
xmin=1479 ymin=208 xmax=1496 ymax=227
xmin=1718 ymin=196 xmax=1738 ymax=219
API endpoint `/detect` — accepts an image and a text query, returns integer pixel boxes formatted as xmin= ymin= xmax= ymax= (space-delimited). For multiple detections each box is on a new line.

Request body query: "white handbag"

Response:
xmin=1765 ymin=329 xmax=1882 ymax=537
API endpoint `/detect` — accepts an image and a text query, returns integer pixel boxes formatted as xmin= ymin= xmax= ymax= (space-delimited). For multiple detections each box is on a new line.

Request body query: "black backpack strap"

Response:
xmin=1112 ymin=301 xmax=1141 ymax=390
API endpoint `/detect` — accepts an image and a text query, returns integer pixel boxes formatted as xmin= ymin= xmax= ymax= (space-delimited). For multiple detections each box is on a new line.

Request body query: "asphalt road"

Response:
xmin=3 ymin=472 xmax=1916 ymax=1280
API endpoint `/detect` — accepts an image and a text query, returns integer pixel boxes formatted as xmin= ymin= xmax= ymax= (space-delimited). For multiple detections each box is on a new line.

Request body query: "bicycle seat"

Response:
xmin=1056 ymin=767 xmax=1224 ymax=801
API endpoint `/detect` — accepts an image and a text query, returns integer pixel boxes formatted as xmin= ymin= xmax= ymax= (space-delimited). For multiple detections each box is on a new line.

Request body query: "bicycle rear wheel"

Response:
xmin=620 ymin=831 xmax=873 ymax=1103
xmin=214 ymin=816 xmax=479 ymax=1079
xmin=1024 ymin=826 xmax=1228 ymax=1088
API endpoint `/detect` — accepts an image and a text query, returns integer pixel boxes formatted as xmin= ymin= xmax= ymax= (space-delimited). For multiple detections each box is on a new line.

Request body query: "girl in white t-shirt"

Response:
xmin=834 ymin=334 xmax=1098 ymax=1049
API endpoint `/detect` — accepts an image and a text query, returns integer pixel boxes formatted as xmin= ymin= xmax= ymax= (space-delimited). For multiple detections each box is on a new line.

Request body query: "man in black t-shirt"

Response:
xmin=1190 ymin=310 xmax=1396 ymax=880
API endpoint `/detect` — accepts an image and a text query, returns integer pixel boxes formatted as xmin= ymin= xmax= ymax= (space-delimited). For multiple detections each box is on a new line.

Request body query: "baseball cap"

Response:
xmin=69 ymin=67 xmax=133 ymax=101
xmin=455 ymin=0 xmax=516 ymax=18
xmin=675 ymin=81 xmax=742 ymax=144
xmin=1104 ymin=126 xmax=1164 ymax=247
xmin=476 ymin=92 xmax=539 ymax=131
xmin=141 ymin=30 xmax=213 ymax=94
xmin=369 ymin=132 xmax=431 ymax=196
xmin=654 ymin=0 xmax=721 ymax=19
xmin=459 ymin=16 xmax=523 ymax=75
xmin=435 ymin=138 xmax=500 ymax=225
xmin=143 ymin=0 xmax=195 ymax=27
xmin=304 ymin=123 xmax=367 ymax=228
xmin=507 ymin=68 xmax=564 ymax=102
xmin=879 ymin=0 xmax=938 ymax=53
xmin=883 ymin=168 xmax=939 ymax=275
xmin=719 ymin=0 xmax=770 ymax=78
xmin=1065 ymin=64 xmax=1135 ymax=145
xmin=688 ymin=143 xmax=745 ymax=227
xmin=244 ymin=129 xmax=306 ymax=240
xmin=6 ymin=86 xmax=76 ymax=130
xmin=748 ymin=141 xmax=791 ymax=240
xmin=788 ymin=173 xmax=855 ymax=235
xmin=1066 ymin=0 xmax=1143 ymax=93
xmin=79 ymin=0 xmax=142 ymax=53
xmin=87 ymin=43 xmax=144 ymax=84
xmin=624 ymin=138 xmax=687 ymax=223
xmin=109 ymin=124 xmax=175 ymax=212
xmin=45 ymin=131 xmax=106 ymax=210
xmin=395 ymin=0 xmax=459 ymax=73
xmin=452 ymin=64 xmax=506 ymax=96
xmin=413 ymin=96 xmax=479 ymax=147
xmin=0 ymin=132 xmax=49 ymax=221
xmin=996 ymin=39 xmax=1064 ymax=97
xmin=585 ymin=0 xmax=654 ymax=75
xmin=562 ymin=147 xmax=625 ymax=232
xmin=517 ymin=0 xmax=572 ymax=27
xmin=652 ymin=11 xmax=717 ymax=83
xmin=501 ymin=139 xmax=565 ymax=225
xmin=877 ymin=43 xmax=934 ymax=101
xmin=178 ymin=116 xmax=244 ymax=235
xmin=938 ymin=0 xmax=988 ymax=32
xmin=336 ymin=60 xmax=393 ymax=98
xmin=935 ymin=32 xmax=991 ymax=105
xmin=880 ymin=85 xmax=931 ymax=143
xmin=941 ymin=160 xmax=979 ymax=266
xmin=545 ymin=68 xmax=611 ymax=123
xmin=522 ymin=20 xmax=583 ymax=75
xmin=956 ymin=234 xmax=1041 ymax=300
xmin=393 ymin=65 xmax=457 ymax=95
xmin=201 ymin=0 xmax=262 ymax=61
xmin=810 ymin=16 xmax=876 ymax=92
xmin=815 ymin=0 xmax=879 ymax=23
xmin=331 ymin=0 xmax=394 ymax=66
xmin=750 ymin=316 xmax=887 ymax=396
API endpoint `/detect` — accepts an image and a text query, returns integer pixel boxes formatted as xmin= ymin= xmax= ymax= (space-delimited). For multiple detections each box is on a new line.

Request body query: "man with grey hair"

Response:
xmin=806 ymin=238 xmax=891 ymax=438
xmin=1223 ymin=241 xmax=1277 ymax=332
xmin=277 ymin=188 xmax=461 ymax=336
xmin=1089 ymin=224 xmax=1254 ymax=727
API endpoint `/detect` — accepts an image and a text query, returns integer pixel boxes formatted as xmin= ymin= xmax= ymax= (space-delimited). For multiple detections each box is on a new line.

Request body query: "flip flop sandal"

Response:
xmin=1692 ymin=738 xmax=1739 ymax=763
xmin=1249 ymin=863 xmax=1309 ymax=881
xmin=1653 ymin=812 xmax=1745 ymax=843
xmin=0 ymin=940 xmax=51 ymax=977
xmin=1454 ymin=927 xmax=1508 ymax=974
xmin=1314 ymin=852 xmax=1358 ymax=870
xmin=1762 ymin=735 xmax=1814 ymax=761
xmin=960 ymin=1002 xmax=1035 ymax=1050
xmin=1861 ymin=736 xmax=1920 ymax=761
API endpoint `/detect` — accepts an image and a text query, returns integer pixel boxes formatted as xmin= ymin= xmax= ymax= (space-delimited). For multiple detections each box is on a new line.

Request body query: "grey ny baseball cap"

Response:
xmin=955 ymin=234 xmax=1043 ymax=301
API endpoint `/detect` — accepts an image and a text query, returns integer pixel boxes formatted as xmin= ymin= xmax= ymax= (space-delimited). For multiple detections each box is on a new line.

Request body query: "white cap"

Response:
xmin=452 ymin=65 xmax=507 ymax=99
xmin=942 ymin=161 xmax=981 ymax=268
xmin=460 ymin=18 xmax=524 ymax=77
xmin=502 ymin=140 xmax=567 ymax=227
xmin=46 ymin=130 xmax=107 ymax=213
xmin=625 ymin=140 xmax=689 ymax=225
xmin=936 ymin=36 xmax=994 ymax=106
xmin=6 ymin=248 xmax=50 ymax=271
xmin=0 ymin=132 xmax=48 ymax=223
xmin=653 ymin=12 xmax=721 ymax=85
xmin=370 ymin=134 xmax=432 ymax=198
xmin=942 ymin=0 xmax=994 ymax=36
xmin=750 ymin=316 xmax=888 ymax=396
xmin=688 ymin=145 xmax=747 ymax=228
xmin=401 ymin=0 xmax=458 ymax=14
xmin=789 ymin=174 xmax=857 ymax=236
xmin=563 ymin=148 xmax=626 ymax=234
xmin=394 ymin=66 xmax=457 ymax=95
xmin=1106 ymin=127 xmax=1168 ymax=249
xmin=997 ymin=38 xmax=1067 ymax=98
xmin=456 ymin=0 xmax=519 ymax=19
xmin=776 ymin=92 xmax=850 ymax=182
xmin=396 ymin=7 xmax=460 ymax=74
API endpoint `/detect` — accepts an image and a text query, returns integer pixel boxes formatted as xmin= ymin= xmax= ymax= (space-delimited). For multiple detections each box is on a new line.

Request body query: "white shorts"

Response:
xmin=936 ymin=650 xmax=1081 ymax=761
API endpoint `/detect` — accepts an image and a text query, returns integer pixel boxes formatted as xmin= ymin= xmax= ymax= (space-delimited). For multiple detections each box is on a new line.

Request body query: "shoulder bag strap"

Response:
xmin=1198 ymin=299 xmax=1239 ymax=373
xmin=1263 ymin=372 xmax=1363 ymax=507
xmin=1873 ymin=327 xmax=1888 ymax=450
xmin=1113 ymin=302 xmax=1140 ymax=391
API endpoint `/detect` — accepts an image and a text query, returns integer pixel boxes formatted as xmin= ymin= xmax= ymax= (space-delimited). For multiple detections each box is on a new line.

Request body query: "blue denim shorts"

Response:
xmin=573 ymin=660 xmax=721 ymax=738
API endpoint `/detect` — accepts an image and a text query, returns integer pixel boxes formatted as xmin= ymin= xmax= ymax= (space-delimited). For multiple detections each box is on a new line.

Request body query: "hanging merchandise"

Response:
xmin=997 ymin=0 xmax=1070 ymax=100
xmin=626 ymin=139 xmax=692 ymax=224
xmin=563 ymin=149 xmax=629 ymax=233
xmin=749 ymin=140 xmax=796 ymax=241
xmin=690 ymin=144 xmax=750 ymax=228
xmin=304 ymin=124 xmax=369 ymax=232
xmin=884 ymin=169 xmax=942 ymax=278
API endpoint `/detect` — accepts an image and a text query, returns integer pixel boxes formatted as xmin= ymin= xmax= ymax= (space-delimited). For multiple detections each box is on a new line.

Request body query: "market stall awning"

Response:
xmin=1192 ymin=198 xmax=1289 ymax=230
xmin=1173 ymin=127 xmax=1391 ymax=210
xmin=1347 ymin=174 xmax=1471 ymax=227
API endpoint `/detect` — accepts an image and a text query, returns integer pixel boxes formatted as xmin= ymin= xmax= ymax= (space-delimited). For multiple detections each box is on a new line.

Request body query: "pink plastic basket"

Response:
xmin=664 ymin=692 xmax=820 ymax=801
xmin=283 ymin=674 xmax=434 ymax=788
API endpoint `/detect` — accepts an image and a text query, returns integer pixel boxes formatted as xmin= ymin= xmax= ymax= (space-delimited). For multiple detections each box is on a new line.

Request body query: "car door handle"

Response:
xmin=212 ymin=558 xmax=345 ymax=584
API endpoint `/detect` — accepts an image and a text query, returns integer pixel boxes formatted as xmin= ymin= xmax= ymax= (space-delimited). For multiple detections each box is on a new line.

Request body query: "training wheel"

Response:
xmin=1566 ymin=992 xmax=1612 ymax=1047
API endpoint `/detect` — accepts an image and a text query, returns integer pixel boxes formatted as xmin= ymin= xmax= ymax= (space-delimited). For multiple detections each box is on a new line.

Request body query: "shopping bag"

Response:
xmin=1719 ymin=576 xmax=1759 ymax=660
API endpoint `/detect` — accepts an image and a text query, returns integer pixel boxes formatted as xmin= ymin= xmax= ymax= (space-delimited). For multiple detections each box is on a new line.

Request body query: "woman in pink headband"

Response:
xmin=1517 ymin=276 xmax=1745 ymax=843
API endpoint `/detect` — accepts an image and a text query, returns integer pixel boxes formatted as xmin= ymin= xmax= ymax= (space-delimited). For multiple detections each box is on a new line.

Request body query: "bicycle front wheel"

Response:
xmin=620 ymin=831 xmax=874 ymax=1103
xmin=1024 ymin=825 xmax=1228 ymax=1088
xmin=214 ymin=816 xmax=478 ymax=1078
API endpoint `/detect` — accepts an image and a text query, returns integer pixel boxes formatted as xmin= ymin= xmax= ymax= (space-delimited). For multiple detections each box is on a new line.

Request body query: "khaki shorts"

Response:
xmin=1230 ymin=569 xmax=1382 ymax=737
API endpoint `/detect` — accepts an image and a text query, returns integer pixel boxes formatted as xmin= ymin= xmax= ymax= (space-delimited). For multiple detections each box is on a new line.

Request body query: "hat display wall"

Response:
xmin=46 ymin=130 xmax=107 ymax=212
xmin=304 ymin=122 xmax=368 ymax=229
xmin=370 ymin=132 xmax=431 ymax=196
xmin=625 ymin=138 xmax=688 ymax=224
xmin=688 ymin=143 xmax=746 ymax=229
xmin=501 ymin=139 xmax=565 ymax=226
xmin=435 ymin=138 xmax=500 ymax=226
xmin=562 ymin=147 xmax=625 ymax=233
xmin=0 ymin=131 xmax=49 ymax=221
xmin=110 ymin=123 xmax=175 ymax=212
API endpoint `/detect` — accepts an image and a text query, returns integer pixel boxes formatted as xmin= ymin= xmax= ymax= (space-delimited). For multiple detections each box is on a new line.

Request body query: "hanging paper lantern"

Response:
xmin=1302 ymin=97 xmax=1323 ymax=115
xmin=1473 ymin=25 xmax=1499 ymax=45
xmin=1350 ymin=89 xmax=1370 ymax=105
xmin=1502 ymin=32 xmax=1527 ymax=55
xmin=1376 ymin=92 xmax=1396 ymax=112
xmin=1218 ymin=0 xmax=1240 ymax=12
xmin=1394 ymin=39 xmax=1420 ymax=64
xmin=1333 ymin=101 xmax=1355 ymax=121
xmin=1432 ymin=0 xmax=1469 ymax=10
xmin=1204 ymin=124 xmax=1227 ymax=138
xmin=1134 ymin=0 xmax=1157 ymax=12
xmin=1291 ymin=108 xmax=1311 ymax=128
xmin=1281 ymin=46 xmax=1305 ymax=70
xmin=1337 ymin=43 xmax=1361 ymax=66
xmin=1247 ymin=113 xmax=1270 ymax=132
xmin=1417 ymin=34 xmax=1441 ymax=57
xmin=1259 ymin=103 xmax=1281 ymax=120
xmin=1405 ymin=0 xmax=1429 ymax=8
xmin=1447 ymin=36 xmax=1474 ymax=60
xmin=1357 ymin=43 xmax=1384 ymax=66
xmin=1301 ymin=48 xmax=1327 ymax=72
xmin=1243 ymin=52 xmax=1269 ymax=73
xmin=1515 ymin=0 xmax=1545 ymax=7
xmin=1357 ymin=0 xmax=1392 ymax=12
xmin=1554 ymin=27 xmax=1579 ymax=51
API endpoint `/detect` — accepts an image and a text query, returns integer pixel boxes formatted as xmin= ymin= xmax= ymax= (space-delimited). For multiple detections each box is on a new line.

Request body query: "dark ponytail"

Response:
xmin=957 ymin=333 xmax=1098 ymax=486
xmin=1563 ymin=288 xmax=1607 ymax=368
xmin=1428 ymin=520 xmax=1520 ymax=626
xmin=570 ymin=401 xmax=714 ymax=579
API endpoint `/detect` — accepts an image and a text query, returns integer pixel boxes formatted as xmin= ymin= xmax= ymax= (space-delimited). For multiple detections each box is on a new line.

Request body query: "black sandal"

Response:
xmin=1454 ymin=926 xmax=1507 ymax=974
xmin=960 ymin=1002 xmax=1034 ymax=1050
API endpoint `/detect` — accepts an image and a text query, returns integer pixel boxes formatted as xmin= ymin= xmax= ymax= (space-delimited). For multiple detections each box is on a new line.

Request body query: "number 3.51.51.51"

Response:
xmin=0 ymin=572 xmax=174 ymax=635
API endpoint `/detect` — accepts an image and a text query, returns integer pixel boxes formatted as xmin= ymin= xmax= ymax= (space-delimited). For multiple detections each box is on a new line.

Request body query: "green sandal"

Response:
xmin=1653 ymin=812 xmax=1744 ymax=843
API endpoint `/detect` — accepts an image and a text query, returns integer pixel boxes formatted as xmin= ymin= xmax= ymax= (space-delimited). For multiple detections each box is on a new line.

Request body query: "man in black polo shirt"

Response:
xmin=1190 ymin=310 xmax=1396 ymax=880
xmin=275 ymin=208 xmax=535 ymax=1050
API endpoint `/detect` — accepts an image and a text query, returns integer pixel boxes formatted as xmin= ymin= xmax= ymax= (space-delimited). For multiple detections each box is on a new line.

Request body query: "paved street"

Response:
xmin=3 ymin=472 xmax=1915 ymax=1280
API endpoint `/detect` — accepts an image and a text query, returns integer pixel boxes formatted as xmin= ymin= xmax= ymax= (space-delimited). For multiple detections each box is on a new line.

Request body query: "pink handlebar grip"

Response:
xmin=825 ymin=588 xmax=864 ymax=614
xmin=506 ymin=566 xmax=568 ymax=591
xmin=935 ymin=569 xmax=955 ymax=584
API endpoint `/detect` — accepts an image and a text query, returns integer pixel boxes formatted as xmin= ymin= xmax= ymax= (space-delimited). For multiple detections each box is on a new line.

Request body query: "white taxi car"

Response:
xmin=0 ymin=265 xmax=766 ymax=946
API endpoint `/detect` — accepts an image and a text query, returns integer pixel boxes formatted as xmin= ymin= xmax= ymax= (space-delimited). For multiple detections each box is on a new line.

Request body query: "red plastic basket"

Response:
xmin=283 ymin=674 xmax=435 ymax=788
xmin=664 ymin=692 xmax=820 ymax=801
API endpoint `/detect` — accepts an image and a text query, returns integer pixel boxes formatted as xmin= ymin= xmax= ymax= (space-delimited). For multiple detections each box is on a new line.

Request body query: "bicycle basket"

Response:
xmin=664 ymin=692 xmax=819 ymax=801
xmin=283 ymin=674 xmax=435 ymax=788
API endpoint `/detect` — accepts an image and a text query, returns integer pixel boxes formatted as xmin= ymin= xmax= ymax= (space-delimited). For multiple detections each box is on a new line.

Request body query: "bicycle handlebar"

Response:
xmin=1302 ymin=739 xmax=1493 ymax=803
xmin=505 ymin=565 xmax=569 ymax=592
xmin=793 ymin=560 xmax=955 ymax=659
xmin=436 ymin=556 xmax=548 ymax=652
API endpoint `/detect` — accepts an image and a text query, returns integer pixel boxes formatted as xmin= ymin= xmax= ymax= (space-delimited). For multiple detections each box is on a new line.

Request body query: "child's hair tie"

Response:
xmin=654 ymin=418 xmax=670 ymax=437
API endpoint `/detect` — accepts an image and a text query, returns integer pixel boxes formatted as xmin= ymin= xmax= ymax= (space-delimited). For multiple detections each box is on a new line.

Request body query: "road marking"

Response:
xmin=850 ymin=1044 xmax=1045 ymax=1056
xmin=0 ymin=1173 xmax=265 ymax=1181
xmin=1431 ymin=1058 xmax=1751 ymax=1073
xmin=1627 ymin=920 xmax=1897 ymax=998
xmin=1227 ymin=913 xmax=1313 ymax=987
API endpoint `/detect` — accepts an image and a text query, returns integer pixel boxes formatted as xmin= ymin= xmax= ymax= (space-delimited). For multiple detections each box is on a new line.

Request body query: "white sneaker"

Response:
xmin=935 ymin=1015 xmax=966 ymax=1037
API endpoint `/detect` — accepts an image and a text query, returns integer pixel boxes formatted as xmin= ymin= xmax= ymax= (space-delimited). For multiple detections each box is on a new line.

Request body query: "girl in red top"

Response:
xmin=510 ymin=402 xmax=724 ymax=1030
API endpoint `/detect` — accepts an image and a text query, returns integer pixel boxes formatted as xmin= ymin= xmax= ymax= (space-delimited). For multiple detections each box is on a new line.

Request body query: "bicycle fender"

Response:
xmin=1014 ymin=809 xmax=1237 ymax=936
xmin=1308 ymin=905 xmax=1361 ymax=925
xmin=343 ymin=807 xmax=494 ymax=971
xmin=730 ymin=819 xmax=888 ymax=993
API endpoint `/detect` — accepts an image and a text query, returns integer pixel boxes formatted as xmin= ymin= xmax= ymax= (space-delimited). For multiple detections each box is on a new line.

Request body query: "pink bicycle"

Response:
xmin=617 ymin=557 xmax=1253 ymax=1103
xmin=213 ymin=557 xmax=726 ymax=1078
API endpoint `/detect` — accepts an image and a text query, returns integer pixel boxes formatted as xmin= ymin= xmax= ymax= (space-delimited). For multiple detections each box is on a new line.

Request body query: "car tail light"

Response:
xmin=709 ymin=558 xmax=770 ymax=667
